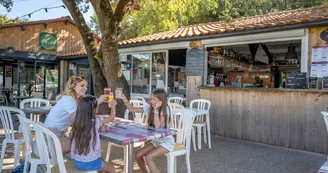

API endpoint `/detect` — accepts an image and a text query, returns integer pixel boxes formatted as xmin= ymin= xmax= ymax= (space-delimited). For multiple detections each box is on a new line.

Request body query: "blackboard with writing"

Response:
xmin=186 ymin=48 xmax=204 ymax=76
xmin=295 ymin=72 xmax=307 ymax=89
xmin=323 ymin=77 xmax=328 ymax=89
xmin=286 ymin=73 xmax=307 ymax=89
xmin=286 ymin=73 xmax=296 ymax=88
xmin=308 ymin=77 xmax=318 ymax=89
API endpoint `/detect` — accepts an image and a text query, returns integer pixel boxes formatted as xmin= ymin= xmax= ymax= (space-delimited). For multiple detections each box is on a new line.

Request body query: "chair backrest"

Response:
xmin=189 ymin=99 xmax=211 ymax=121
xmin=167 ymin=109 xmax=195 ymax=154
xmin=129 ymin=100 xmax=147 ymax=107
xmin=0 ymin=106 xmax=26 ymax=140
xmin=130 ymin=96 xmax=146 ymax=102
xmin=168 ymin=102 xmax=185 ymax=111
xmin=17 ymin=114 xmax=35 ymax=161
xmin=20 ymin=98 xmax=50 ymax=109
xmin=124 ymin=109 xmax=148 ymax=124
xmin=322 ymin=112 xmax=328 ymax=133
xmin=168 ymin=97 xmax=184 ymax=105
xmin=47 ymin=93 xmax=53 ymax=101
xmin=33 ymin=120 xmax=67 ymax=173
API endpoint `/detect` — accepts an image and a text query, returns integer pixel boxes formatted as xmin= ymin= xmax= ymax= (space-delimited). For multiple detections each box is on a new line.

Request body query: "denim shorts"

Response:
xmin=74 ymin=158 xmax=103 ymax=171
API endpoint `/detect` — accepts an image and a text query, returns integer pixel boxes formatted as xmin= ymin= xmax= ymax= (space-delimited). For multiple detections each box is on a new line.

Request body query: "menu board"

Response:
xmin=286 ymin=73 xmax=296 ymax=88
xmin=323 ymin=77 xmax=328 ymax=89
xmin=186 ymin=48 xmax=204 ymax=76
xmin=286 ymin=73 xmax=307 ymax=89
xmin=308 ymin=77 xmax=318 ymax=89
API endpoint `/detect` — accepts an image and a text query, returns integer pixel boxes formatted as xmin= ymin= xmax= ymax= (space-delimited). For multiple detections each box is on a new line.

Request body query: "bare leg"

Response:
xmin=145 ymin=146 xmax=169 ymax=173
xmin=98 ymin=159 xmax=115 ymax=173
xmin=60 ymin=136 xmax=71 ymax=159
xmin=135 ymin=143 xmax=155 ymax=173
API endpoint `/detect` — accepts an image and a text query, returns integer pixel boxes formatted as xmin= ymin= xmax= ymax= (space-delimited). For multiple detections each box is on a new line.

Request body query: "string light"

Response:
xmin=13 ymin=5 xmax=67 ymax=21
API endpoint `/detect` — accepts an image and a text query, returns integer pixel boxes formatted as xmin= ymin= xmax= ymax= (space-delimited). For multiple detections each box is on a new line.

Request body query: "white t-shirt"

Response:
xmin=44 ymin=95 xmax=77 ymax=132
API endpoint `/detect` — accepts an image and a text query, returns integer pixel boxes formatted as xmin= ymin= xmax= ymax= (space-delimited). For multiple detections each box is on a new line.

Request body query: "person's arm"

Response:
xmin=70 ymin=112 xmax=76 ymax=121
xmin=153 ymin=101 xmax=165 ymax=128
xmin=121 ymin=94 xmax=144 ymax=113
xmin=102 ymin=100 xmax=117 ymax=126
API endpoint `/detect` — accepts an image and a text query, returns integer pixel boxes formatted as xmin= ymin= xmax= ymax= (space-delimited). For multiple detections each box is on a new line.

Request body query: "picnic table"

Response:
xmin=99 ymin=118 xmax=176 ymax=173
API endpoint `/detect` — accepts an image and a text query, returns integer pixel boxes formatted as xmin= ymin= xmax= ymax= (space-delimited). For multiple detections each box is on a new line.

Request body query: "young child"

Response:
xmin=121 ymin=89 xmax=175 ymax=173
xmin=70 ymin=95 xmax=117 ymax=173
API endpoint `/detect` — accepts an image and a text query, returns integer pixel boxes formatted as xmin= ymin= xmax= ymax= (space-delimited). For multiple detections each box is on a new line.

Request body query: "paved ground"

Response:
xmin=0 ymin=119 xmax=326 ymax=173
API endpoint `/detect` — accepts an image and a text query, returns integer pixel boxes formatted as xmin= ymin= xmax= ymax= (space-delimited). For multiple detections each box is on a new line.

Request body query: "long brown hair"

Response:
xmin=70 ymin=95 xmax=97 ymax=155
xmin=148 ymin=89 xmax=168 ymax=128
xmin=58 ymin=74 xmax=87 ymax=104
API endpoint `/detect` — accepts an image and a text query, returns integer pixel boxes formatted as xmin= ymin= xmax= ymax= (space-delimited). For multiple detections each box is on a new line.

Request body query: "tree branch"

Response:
xmin=114 ymin=0 xmax=132 ymax=23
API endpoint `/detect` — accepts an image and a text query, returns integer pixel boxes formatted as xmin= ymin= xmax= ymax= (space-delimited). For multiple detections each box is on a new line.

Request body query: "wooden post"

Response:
xmin=186 ymin=40 xmax=204 ymax=105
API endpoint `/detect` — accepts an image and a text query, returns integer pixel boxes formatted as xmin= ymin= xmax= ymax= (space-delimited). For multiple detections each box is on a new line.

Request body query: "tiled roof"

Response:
xmin=117 ymin=5 xmax=328 ymax=46
xmin=0 ymin=16 xmax=74 ymax=28
xmin=60 ymin=5 xmax=328 ymax=57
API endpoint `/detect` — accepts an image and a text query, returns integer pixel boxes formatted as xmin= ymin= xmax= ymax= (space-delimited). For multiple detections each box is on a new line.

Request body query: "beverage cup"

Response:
xmin=115 ymin=88 xmax=123 ymax=99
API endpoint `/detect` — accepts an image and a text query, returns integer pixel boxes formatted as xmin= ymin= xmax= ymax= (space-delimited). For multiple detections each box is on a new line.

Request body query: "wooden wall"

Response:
xmin=200 ymin=88 xmax=328 ymax=154
xmin=308 ymin=26 xmax=328 ymax=75
xmin=0 ymin=21 xmax=85 ymax=55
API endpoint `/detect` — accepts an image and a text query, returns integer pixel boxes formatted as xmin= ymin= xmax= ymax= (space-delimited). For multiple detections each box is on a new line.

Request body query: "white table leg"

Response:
xmin=206 ymin=113 xmax=211 ymax=149
xmin=127 ymin=144 xmax=134 ymax=173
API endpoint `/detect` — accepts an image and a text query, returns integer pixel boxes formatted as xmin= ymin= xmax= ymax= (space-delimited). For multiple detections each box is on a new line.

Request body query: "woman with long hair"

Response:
xmin=120 ymin=89 xmax=175 ymax=173
xmin=44 ymin=74 xmax=106 ymax=159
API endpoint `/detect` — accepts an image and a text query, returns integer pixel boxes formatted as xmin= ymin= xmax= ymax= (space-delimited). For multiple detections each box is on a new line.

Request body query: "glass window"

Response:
xmin=45 ymin=67 xmax=58 ymax=100
xmin=131 ymin=53 xmax=151 ymax=94
xmin=0 ymin=66 xmax=3 ymax=86
xmin=69 ymin=63 xmax=77 ymax=77
xmin=151 ymin=52 xmax=166 ymax=91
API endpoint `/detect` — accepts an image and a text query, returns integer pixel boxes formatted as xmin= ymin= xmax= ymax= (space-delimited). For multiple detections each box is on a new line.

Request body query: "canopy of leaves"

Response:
xmin=89 ymin=0 xmax=328 ymax=41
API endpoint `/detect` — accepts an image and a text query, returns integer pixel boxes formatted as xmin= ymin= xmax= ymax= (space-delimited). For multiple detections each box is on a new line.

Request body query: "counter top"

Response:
xmin=200 ymin=86 xmax=328 ymax=93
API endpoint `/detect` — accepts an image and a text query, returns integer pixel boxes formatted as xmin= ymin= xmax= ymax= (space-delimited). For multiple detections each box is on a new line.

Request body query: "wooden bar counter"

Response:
xmin=200 ymin=86 xmax=328 ymax=154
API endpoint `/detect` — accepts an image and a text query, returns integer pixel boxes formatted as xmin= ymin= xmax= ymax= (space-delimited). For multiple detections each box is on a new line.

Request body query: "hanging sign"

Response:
xmin=39 ymin=32 xmax=57 ymax=51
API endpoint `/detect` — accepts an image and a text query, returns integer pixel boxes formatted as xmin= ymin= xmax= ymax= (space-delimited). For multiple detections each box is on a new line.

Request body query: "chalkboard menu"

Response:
xmin=286 ymin=72 xmax=307 ymax=89
xmin=323 ymin=77 xmax=328 ymax=89
xmin=286 ymin=73 xmax=296 ymax=88
xmin=186 ymin=48 xmax=204 ymax=76
xmin=308 ymin=77 xmax=318 ymax=89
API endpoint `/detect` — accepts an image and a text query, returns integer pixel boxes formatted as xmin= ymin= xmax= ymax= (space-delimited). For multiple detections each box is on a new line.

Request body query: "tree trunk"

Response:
xmin=62 ymin=0 xmax=107 ymax=97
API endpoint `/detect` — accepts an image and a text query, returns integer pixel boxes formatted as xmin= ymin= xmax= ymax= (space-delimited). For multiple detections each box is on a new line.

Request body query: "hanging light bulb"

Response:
xmin=28 ymin=14 xmax=31 ymax=18
xmin=45 ymin=8 xmax=48 ymax=12
xmin=62 ymin=5 xmax=66 ymax=9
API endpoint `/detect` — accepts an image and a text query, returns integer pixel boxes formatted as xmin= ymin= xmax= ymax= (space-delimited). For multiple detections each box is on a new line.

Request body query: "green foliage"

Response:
xmin=0 ymin=14 xmax=28 ymax=24
xmin=87 ymin=0 xmax=328 ymax=41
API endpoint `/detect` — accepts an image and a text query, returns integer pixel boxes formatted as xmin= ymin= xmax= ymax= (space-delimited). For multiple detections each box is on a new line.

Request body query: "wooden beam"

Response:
xmin=260 ymin=43 xmax=273 ymax=64
xmin=248 ymin=43 xmax=259 ymax=63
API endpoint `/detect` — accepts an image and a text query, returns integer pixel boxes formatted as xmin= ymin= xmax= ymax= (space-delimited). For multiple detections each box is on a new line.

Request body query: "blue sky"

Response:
xmin=0 ymin=0 xmax=94 ymax=22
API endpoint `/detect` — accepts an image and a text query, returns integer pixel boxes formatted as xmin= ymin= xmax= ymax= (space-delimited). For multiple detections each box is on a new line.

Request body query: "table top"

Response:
xmin=99 ymin=118 xmax=176 ymax=146
xmin=318 ymin=160 xmax=328 ymax=173
xmin=21 ymin=106 xmax=52 ymax=115
xmin=172 ymin=107 xmax=209 ymax=115
xmin=10 ymin=96 xmax=34 ymax=99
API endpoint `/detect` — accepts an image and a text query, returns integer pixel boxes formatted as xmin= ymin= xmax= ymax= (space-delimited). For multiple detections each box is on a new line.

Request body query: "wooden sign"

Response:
xmin=308 ymin=77 xmax=318 ymax=89
xmin=186 ymin=48 xmax=204 ymax=76
xmin=320 ymin=29 xmax=328 ymax=43
xmin=323 ymin=77 xmax=328 ymax=89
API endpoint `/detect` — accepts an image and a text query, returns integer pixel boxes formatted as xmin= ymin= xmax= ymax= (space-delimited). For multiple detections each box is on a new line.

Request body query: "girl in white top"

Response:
xmin=120 ymin=89 xmax=175 ymax=173
xmin=44 ymin=75 xmax=106 ymax=159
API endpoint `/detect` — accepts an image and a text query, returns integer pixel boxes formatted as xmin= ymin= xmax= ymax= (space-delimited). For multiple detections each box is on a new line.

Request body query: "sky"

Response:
xmin=0 ymin=0 xmax=94 ymax=23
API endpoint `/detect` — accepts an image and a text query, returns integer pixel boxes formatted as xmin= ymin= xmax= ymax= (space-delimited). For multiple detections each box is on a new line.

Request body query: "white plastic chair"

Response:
xmin=17 ymin=114 xmax=43 ymax=173
xmin=168 ymin=102 xmax=185 ymax=110
xmin=20 ymin=98 xmax=50 ymax=122
xmin=322 ymin=111 xmax=328 ymax=158
xmin=0 ymin=106 xmax=25 ymax=171
xmin=168 ymin=97 xmax=184 ymax=105
xmin=166 ymin=109 xmax=195 ymax=173
xmin=130 ymin=96 xmax=146 ymax=102
xmin=190 ymin=99 xmax=211 ymax=150
xmin=32 ymin=118 xmax=96 ymax=173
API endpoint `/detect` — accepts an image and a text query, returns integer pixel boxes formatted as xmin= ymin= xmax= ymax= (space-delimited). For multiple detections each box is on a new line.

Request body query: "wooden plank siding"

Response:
xmin=0 ymin=21 xmax=85 ymax=55
xmin=200 ymin=88 xmax=328 ymax=154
